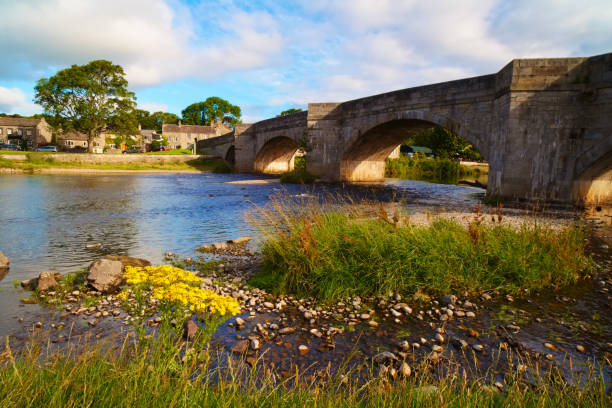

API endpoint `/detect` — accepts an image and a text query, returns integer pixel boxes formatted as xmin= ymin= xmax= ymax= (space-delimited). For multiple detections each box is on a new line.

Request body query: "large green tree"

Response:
xmin=133 ymin=109 xmax=178 ymax=132
xmin=34 ymin=60 xmax=137 ymax=153
xmin=181 ymin=97 xmax=241 ymax=127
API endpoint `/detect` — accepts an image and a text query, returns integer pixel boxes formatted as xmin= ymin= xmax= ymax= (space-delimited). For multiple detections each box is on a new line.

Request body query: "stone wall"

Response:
xmin=1 ymin=153 xmax=206 ymax=164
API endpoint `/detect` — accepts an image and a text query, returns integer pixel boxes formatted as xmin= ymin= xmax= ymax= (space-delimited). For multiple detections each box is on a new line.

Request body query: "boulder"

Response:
xmin=102 ymin=255 xmax=151 ymax=268
xmin=0 ymin=250 xmax=9 ymax=268
xmin=37 ymin=272 xmax=58 ymax=291
xmin=227 ymin=237 xmax=251 ymax=245
xmin=87 ymin=259 xmax=124 ymax=292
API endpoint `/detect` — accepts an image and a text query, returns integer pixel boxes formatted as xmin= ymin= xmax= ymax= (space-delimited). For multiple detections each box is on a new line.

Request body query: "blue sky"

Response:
xmin=0 ymin=0 xmax=611 ymax=122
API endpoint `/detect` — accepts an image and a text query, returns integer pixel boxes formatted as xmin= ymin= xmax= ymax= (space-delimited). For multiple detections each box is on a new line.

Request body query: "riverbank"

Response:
xmin=0 ymin=154 xmax=232 ymax=173
xmin=3 ymin=204 xmax=610 ymax=405
xmin=386 ymin=156 xmax=487 ymax=184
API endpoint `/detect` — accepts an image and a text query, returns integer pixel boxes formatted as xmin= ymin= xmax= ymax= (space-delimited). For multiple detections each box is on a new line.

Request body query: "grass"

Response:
xmin=144 ymin=149 xmax=194 ymax=155
xmin=0 ymin=328 xmax=608 ymax=407
xmin=385 ymin=155 xmax=483 ymax=184
xmin=0 ymin=154 xmax=232 ymax=173
xmin=247 ymin=197 xmax=594 ymax=301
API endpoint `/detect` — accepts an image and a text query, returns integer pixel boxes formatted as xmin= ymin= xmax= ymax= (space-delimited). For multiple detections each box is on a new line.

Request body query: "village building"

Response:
xmin=56 ymin=131 xmax=106 ymax=153
xmin=162 ymin=119 xmax=232 ymax=150
xmin=0 ymin=117 xmax=53 ymax=149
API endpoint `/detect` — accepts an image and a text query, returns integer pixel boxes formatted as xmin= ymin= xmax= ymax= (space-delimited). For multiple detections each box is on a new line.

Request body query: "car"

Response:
xmin=34 ymin=146 xmax=58 ymax=152
xmin=122 ymin=146 xmax=145 ymax=154
xmin=0 ymin=143 xmax=21 ymax=151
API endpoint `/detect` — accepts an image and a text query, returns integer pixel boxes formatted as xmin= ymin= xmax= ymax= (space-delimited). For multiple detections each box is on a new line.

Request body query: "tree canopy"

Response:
xmin=181 ymin=97 xmax=241 ymax=127
xmin=34 ymin=59 xmax=137 ymax=152
xmin=133 ymin=109 xmax=178 ymax=132
xmin=277 ymin=108 xmax=303 ymax=117
xmin=404 ymin=126 xmax=482 ymax=160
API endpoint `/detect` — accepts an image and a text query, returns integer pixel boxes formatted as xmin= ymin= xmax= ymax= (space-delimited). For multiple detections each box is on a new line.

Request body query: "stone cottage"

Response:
xmin=0 ymin=117 xmax=52 ymax=149
xmin=162 ymin=119 xmax=232 ymax=150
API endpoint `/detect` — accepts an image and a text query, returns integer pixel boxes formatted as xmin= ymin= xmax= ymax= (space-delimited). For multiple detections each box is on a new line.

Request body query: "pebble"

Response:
xmin=543 ymin=342 xmax=555 ymax=350
xmin=442 ymin=294 xmax=457 ymax=305
xmin=250 ymin=338 xmax=260 ymax=350
xmin=432 ymin=345 xmax=443 ymax=353
xmin=399 ymin=362 xmax=411 ymax=377
xmin=545 ymin=354 xmax=554 ymax=360
xmin=373 ymin=351 xmax=397 ymax=364
xmin=466 ymin=311 xmax=476 ymax=318
xmin=576 ymin=345 xmax=585 ymax=352
xmin=360 ymin=313 xmax=370 ymax=320
xmin=435 ymin=333 xmax=445 ymax=343
xmin=473 ymin=344 xmax=484 ymax=352
xmin=368 ymin=320 xmax=378 ymax=327
xmin=263 ymin=302 xmax=274 ymax=309
xmin=235 ymin=317 xmax=245 ymax=326
xmin=298 ymin=345 xmax=309 ymax=354
xmin=278 ymin=327 xmax=295 ymax=335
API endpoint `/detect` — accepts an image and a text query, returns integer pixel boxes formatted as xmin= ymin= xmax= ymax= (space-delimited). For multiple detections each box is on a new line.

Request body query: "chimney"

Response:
xmin=178 ymin=119 xmax=182 ymax=127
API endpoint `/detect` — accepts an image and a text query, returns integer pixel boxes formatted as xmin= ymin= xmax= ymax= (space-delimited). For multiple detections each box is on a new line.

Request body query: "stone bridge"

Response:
xmin=218 ymin=53 xmax=612 ymax=205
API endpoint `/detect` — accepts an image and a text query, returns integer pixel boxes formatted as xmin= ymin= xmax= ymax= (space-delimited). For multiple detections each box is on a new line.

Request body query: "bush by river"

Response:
xmin=385 ymin=155 xmax=484 ymax=184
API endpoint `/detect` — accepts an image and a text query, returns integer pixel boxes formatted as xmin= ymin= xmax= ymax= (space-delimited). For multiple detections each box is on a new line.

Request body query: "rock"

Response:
xmin=298 ymin=345 xmax=309 ymax=354
xmin=102 ymin=256 xmax=151 ymax=268
xmin=88 ymin=319 xmax=98 ymax=327
xmin=278 ymin=327 xmax=295 ymax=335
xmin=390 ymin=309 xmax=402 ymax=317
xmin=432 ymin=345 xmax=443 ymax=352
xmin=442 ymin=294 xmax=457 ymax=305
xmin=368 ymin=320 xmax=379 ymax=327
xmin=235 ymin=317 xmax=245 ymax=327
xmin=452 ymin=338 xmax=468 ymax=350
xmin=360 ymin=313 xmax=370 ymax=320
xmin=87 ymin=259 xmax=124 ymax=292
xmin=37 ymin=272 xmax=58 ymax=291
xmin=466 ymin=311 xmax=476 ymax=318
xmin=576 ymin=345 xmax=585 ymax=352
xmin=373 ymin=351 xmax=397 ymax=364
xmin=481 ymin=293 xmax=492 ymax=301
xmin=228 ymin=237 xmax=251 ymax=245
xmin=183 ymin=320 xmax=198 ymax=339
xmin=86 ymin=243 xmax=102 ymax=249
xmin=250 ymin=338 xmax=260 ymax=350
xmin=212 ymin=242 xmax=229 ymax=250
xmin=399 ymin=362 xmax=411 ymax=377
xmin=543 ymin=342 xmax=556 ymax=351
xmin=0 ymin=250 xmax=9 ymax=268
xmin=472 ymin=344 xmax=483 ymax=352
xmin=435 ymin=333 xmax=445 ymax=343
xmin=231 ymin=339 xmax=249 ymax=354
xmin=263 ymin=302 xmax=274 ymax=309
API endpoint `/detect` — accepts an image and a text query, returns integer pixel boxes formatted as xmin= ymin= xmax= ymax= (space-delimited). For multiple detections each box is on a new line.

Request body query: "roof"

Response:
xmin=162 ymin=123 xmax=216 ymax=134
xmin=57 ymin=131 xmax=88 ymax=141
xmin=0 ymin=117 xmax=43 ymax=127
xmin=140 ymin=129 xmax=157 ymax=137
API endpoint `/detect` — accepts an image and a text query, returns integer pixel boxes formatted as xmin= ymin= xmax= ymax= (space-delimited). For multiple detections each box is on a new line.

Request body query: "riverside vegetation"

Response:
xmin=0 ymin=153 xmax=232 ymax=173
xmin=385 ymin=155 xmax=484 ymax=184
xmin=0 ymin=197 xmax=609 ymax=407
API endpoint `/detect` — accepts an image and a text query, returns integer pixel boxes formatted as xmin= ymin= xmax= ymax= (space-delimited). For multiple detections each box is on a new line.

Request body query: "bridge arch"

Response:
xmin=340 ymin=111 xmax=486 ymax=182
xmin=573 ymin=149 xmax=612 ymax=205
xmin=254 ymin=136 xmax=300 ymax=174
xmin=225 ymin=145 xmax=235 ymax=166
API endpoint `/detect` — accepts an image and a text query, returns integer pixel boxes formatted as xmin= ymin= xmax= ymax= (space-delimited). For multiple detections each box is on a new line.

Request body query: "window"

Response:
xmin=82 ymin=141 xmax=87 ymax=147
xmin=26 ymin=130 xmax=32 ymax=136
xmin=66 ymin=140 xmax=74 ymax=146
xmin=7 ymin=128 xmax=12 ymax=135
xmin=0 ymin=128 xmax=3 ymax=134
xmin=174 ymin=136 xmax=178 ymax=142
xmin=17 ymin=129 xmax=23 ymax=135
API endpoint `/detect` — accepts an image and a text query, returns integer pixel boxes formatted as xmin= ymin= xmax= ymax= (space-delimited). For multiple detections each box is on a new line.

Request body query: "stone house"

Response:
xmin=0 ymin=117 xmax=52 ymax=149
xmin=56 ymin=131 xmax=106 ymax=153
xmin=162 ymin=119 xmax=232 ymax=150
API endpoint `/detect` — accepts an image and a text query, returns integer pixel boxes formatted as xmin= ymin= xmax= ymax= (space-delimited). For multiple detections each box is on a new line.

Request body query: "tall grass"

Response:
xmin=248 ymin=197 xmax=594 ymax=301
xmin=385 ymin=155 xmax=479 ymax=183
xmin=0 ymin=333 xmax=608 ymax=407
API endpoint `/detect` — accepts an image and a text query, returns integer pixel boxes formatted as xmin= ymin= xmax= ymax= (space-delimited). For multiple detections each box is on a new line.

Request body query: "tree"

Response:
xmin=277 ymin=108 xmax=303 ymax=117
xmin=404 ymin=126 xmax=482 ymax=160
xmin=34 ymin=60 xmax=137 ymax=153
xmin=181 ymin=97 xmax=241 ymax=127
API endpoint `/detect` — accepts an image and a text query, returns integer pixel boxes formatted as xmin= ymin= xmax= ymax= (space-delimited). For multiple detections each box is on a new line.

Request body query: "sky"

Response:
xmin=0 ymin=0 xmax=611 ymax=122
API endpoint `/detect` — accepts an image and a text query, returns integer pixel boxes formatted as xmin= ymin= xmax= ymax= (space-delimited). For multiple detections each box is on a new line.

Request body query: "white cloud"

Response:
xmin=138 ymin=102 xmax=169 ymax=114
xmin=0 ymin=87 xmax=40 ymax=115
xmin=0 ymin=0 xmax=282 ymax=87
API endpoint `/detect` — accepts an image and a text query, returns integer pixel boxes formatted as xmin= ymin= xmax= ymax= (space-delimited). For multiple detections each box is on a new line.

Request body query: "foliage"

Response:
xmin=280 ymin=156 xmax=316 ymax=184
xmin=34 ymin=60 xmax=137 ymax=153
xmin=405 ymin=126 xmax=482 ymax=160
xmin=182 ymin=97 xmax=241 ymax=127
xmin=277 ymin=108 xmax=303 ymax=117
xmin=248 ymin=198 xmax=593 ymax=301
xmin=151 ymin=135 xmax=169 ymax=150
xmin=133 ymin=109 xmax=179 ymax=132
xmin=385 ymin=155 xmax=478 ymax=183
